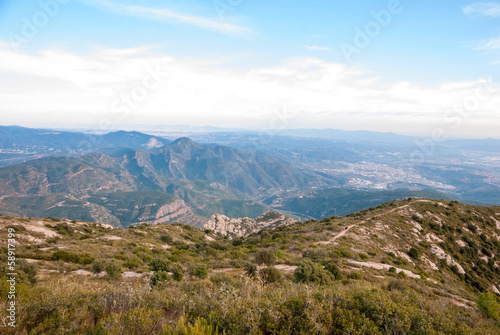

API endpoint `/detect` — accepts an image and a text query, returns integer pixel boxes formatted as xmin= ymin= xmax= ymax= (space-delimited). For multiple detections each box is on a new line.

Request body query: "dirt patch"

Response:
xmin=102 ymin=235 xmax=122 ymax=241
xmin=274 ymin=264 xmax=297 ymax=272
xmin=123 ymin=271 xmax=144 ymax=278
xmin=23 ymin=221 xmax=60 ymax=238
xmin=18 ymin=234 xmax=44 ymax=244
xmin=348 ymin=260 xmax=421 ymax=279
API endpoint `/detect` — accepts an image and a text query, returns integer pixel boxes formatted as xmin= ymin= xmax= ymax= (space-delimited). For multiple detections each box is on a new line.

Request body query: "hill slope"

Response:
xmin=1 ymin=199 xmax=500 ymax=333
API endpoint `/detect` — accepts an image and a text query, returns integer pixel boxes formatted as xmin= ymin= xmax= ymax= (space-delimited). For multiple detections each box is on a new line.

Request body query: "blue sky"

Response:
xmin=0 ymin=0 xmax=499 ymax=137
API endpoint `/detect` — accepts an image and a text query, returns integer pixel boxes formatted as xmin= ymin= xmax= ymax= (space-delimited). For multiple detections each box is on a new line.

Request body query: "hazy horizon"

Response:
xmin=1 ymin=1 xmax=499 ymax=138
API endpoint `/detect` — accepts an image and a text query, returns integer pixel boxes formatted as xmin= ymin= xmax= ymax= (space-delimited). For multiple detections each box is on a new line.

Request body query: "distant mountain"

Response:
xmin=0 ymin=126 xmax=170 ymax=167
xmin=0 ymin=138 xmax=334 ymax=227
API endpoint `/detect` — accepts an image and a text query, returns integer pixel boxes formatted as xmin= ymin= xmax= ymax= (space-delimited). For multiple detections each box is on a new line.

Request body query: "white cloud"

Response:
xmin=303 ymin=45 xmax=332 ymax=51
xmin=0 ymin=45 xmax=499 ymax=138
xmin=463 ymin=2 xmax=500 ymax=17
xmin=477 ymin=36 xmax=500 ymax=49
xmin=81 ymin=0 xmax=253 ymax=36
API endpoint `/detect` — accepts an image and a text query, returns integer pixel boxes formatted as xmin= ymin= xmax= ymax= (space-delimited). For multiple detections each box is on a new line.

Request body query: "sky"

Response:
xmin=0 ymin=0 xmax=499 ymax=138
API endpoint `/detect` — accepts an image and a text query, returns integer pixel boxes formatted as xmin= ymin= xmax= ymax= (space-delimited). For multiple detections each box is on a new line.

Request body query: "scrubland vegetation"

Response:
xmin=1 ymin=198 xmax=500 ymax=334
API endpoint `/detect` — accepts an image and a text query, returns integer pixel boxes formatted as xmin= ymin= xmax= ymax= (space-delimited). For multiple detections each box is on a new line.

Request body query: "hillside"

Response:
xmin=1 ymin=199 xmax=500 ymax=334
xmin=0 ymin=138 xmax=334 ymax=227
xmin=264 ymin=187 xmax=455 ymax=218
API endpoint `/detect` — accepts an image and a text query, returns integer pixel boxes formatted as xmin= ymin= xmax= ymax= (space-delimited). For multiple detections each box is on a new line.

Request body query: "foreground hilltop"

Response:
xmin=1 ymin=198 xmax=500 ymax=334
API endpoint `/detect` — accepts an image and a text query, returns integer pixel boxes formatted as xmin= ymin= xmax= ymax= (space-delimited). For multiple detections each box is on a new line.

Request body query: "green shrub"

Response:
xmin=324 ymin=261 xmax=343 ymax=280
xmin=160 ymin=234 xmax=173 ymax=244
xmin=192 ymin=264 xmax=209 ymax=279
xmin=477 ymin=291 xmax=500 ymax=320
xmin=294 ymin=260 xmax=333 ymax=285
xmin=105 ymin=260 xmax=122 ymax=280
xmin=150 ymin=271 xmax=170 ymax=286
xmin=255 ymin=249 xmax=276 ymax=266
xmin=91 ymin=260 xmax=105 ymax=275
xmin=244 ymin=262 xmax=258 ymax=278
xmin=259 ymin=267 xmax=282 ymax=283
xmin=359 ymin=253 xmax=369 ymax=260
xmin=172 ymin=264 xmax=185 ymax=281
xmin=349 ymin=271 xmax=363 ymax=280
xmin=303 ymin=248 xmax=330 ymax=262
xmin=408 ymin=247 xmax=420 ymax=260
xmin=397 ymin=271 xmax=407 ymax=279
xmin=52 ymin=250 xmax=94 ymax=265
xmin=149 ymin=257 xmax=171 ymax=272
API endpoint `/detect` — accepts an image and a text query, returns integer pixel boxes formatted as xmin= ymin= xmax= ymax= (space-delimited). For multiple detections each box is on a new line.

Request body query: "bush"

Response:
xmin=18 ymin=260 xmax=37 ymax=284
xmin=52 ymin=250 xmax=94 ymax=265
xmin=149 ymin=257 xmax=171 ymax=272
xmin=408 ymin=247 xmax=420 ymax=260
xmin=294 ymin=260 xmax=333 ymax=285
xmin=150 ymin=271 xmax=169 ymax=286
xmin=91 ymin=260 xmax=105 ymax=275
xmin=324 ymin=261 xmax=343 ymax=280
xmin=160 ymin=234 xmax=173 ymax=244
xmin=349 ymin=271 xmax=363 ymax=280
xmin=192 ymin=264 xmax=209 ymax=279
xmin=244 ymin=262 xmax=258 ymax=278
xmin=477 ymin=291 xmax=500 ymax=320
xmin=172 ymin=264 xmax=185 ymax=281
xmin=303 ymin=248 xmax=330 ymax=262
xmin=259 ymin=267 xmax=282 ymax=283
xmin=105 ymin=260 xmax=122 ymax=280
xmin=397 ymin=271 xmax=407 ymax=279
xmin=53 ymin=222 xmax=74 ymax=235
xmin=359 ymin=253 xmax=369 ymax=260
xmin=255 ymin=249 xmax=276 ymax=266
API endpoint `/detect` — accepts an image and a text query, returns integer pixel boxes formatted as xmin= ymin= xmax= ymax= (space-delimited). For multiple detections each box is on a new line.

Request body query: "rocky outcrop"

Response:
xmin=430 ymin=244 xmax=466 ymax=274
xmin=136 ymin=199 xmax=199 ymax=226
xmin=204 ymin=211 xmax=295 ymax=239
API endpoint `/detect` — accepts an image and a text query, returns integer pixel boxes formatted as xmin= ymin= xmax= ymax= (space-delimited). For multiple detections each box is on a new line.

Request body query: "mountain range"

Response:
xmin=0 ymin=125 xmax=498 ymax=228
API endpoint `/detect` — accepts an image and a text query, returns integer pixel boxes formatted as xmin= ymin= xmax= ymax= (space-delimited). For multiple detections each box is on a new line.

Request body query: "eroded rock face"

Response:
xmin=204 ymin=212 xmax=295 ymax=238
xmin=135 ymin=199 xmax=199 ymax=226
xmin=430 ymin=244 xmax=466 ymax=274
